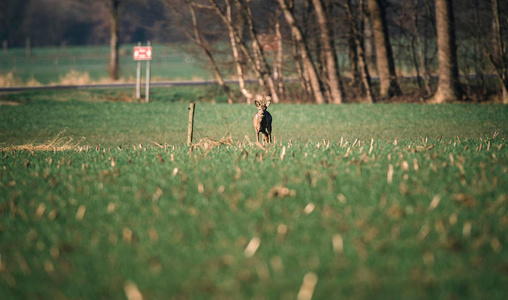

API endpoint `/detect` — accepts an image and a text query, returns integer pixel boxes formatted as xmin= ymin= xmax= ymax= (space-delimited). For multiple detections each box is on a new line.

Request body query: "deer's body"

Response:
xmin=253 ymin=99 xmax=272 ymax=144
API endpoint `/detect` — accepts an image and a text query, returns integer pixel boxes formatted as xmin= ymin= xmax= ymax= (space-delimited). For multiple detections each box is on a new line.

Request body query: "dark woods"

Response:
xmin=1 ymin=0 xmax=507 ymax=103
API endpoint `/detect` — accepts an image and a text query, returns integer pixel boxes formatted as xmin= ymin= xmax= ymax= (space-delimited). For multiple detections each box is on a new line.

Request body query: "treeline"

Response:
xmin=1 ymin=0 xmax=507 ymax=103
xmin=176 ymin=0 xmax=508 ymax=103
xmin=0 ymin=0 xmax=184 ymax=47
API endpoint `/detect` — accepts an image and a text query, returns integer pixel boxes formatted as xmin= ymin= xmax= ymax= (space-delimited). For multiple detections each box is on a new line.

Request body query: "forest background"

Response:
xmin=1 ymin=0 xmax=507 ymax=104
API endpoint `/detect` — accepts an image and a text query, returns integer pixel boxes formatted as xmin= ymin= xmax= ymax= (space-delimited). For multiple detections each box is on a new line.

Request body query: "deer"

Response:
xmin=253 ymin=95 xmax=272 ymax=144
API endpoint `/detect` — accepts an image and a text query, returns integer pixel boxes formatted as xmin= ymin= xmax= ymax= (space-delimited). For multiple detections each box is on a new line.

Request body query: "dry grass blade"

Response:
xmin=1 ymin=130 xmax=84 ymax=152
xmin=76 ymin=205 xmax=86 ymax=221
xmin=333 ymin=234 xmax=344 ymax=254
xmin=191 ymin=135 xmax=233 ymax=150
xmin=244 ymin=236 xmax=261 ymax=258
xmin=429 ymin=195 xmax=441 ymax=210
xmin=304 ymin=203 xmax=315 ymax=214
xmin=387 ymin=164 xmax=394 ymax=184
xmin=124 ymin=280 xmax=143 ymax=300
xmin=297 ymin=272 xmax=318 ymax=300
xmin=463 ymin=222 xmax=472 ymax=237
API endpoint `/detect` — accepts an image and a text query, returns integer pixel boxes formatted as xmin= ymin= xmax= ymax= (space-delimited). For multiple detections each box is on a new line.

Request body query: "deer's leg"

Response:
xmin=259 ymin=129 xmax=266 ymax=145
xmin=267 ymin=126 xmax=272 ymax=143
xmin=255 ymin=130 xmax=260 ymax=143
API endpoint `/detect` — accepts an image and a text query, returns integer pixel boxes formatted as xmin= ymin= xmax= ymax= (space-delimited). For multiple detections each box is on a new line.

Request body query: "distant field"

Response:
xmin=0 ymin=91 xmax=507 ymax=299
xmin=0 ymin=42 xmax=415 ymax=87
xmin=0 ymin=44 xmax=213 ymax=85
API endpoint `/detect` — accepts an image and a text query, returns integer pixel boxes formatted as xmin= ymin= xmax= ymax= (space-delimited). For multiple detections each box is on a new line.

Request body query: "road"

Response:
xmin=0 ymin=75 xmax=495 ymax=93
xmin=0 ymin=79 xmax=263 ymax=93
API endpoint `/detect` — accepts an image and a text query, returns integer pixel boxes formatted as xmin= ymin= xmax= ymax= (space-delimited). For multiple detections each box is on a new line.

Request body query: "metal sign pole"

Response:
xmin=136 ymin=42 xmax=141 ymax=100
xmin=145 ymin=41 xmax=151 ymax=103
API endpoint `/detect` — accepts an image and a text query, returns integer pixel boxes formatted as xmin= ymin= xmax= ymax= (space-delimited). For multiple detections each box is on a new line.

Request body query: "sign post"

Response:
xmin=145 ymin=41 xmax=151 ymax=103
xmin=135 ymin=42 xmax=141 ymax=99
xmin=133 ymin=42 xmax=152 ymax=102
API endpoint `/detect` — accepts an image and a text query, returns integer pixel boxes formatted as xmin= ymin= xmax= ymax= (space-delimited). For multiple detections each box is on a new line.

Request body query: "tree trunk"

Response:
xmin=109 ymin=0 xmax=120 ymax=80
xmin=488 ymin=0 xmax=508 ymax=104
xmin=433 ymin=0 xmax=460 ymax=103
xmin=226 ymin=0 xmax=252 ymax=103
xmin=292 ymin=34 xmax=312 ymax=94
xmin=208 ymin=0 xmax=265 ymax=94
xmin=188 ymin=1 xmax=233 ymax=104
xmin=412 ymin=0 xmax=432 ymax=95
xmin=362 ymin=3 xmax=375 ymax=70
xmin=346 ymin=0 xmax=375 ymax=103
xmin=275 ymin=13 xmax=285 ymax=96
xmin=209 ymin=0 xmax=279 ymax=103
xmin=237 ymin=0 xmax=280 ymax=103
xmin=347 ymin=19 xmax=361 ymax=88
xmin=367 ymin=0 xmax=400 ymax=98
xmin=312 ymin=0 xmax=345 ymax=104
xmin=277 ymin=0 xmax=326 ymax=104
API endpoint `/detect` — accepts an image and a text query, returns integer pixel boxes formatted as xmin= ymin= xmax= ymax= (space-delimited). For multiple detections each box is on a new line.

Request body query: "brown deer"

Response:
xmin=253 ymin=96 xmax=272 ymax=144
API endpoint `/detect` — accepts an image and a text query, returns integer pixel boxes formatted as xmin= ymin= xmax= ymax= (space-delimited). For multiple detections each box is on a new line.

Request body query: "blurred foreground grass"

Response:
xmin=0 ymin=138 xmax=506 ymax=299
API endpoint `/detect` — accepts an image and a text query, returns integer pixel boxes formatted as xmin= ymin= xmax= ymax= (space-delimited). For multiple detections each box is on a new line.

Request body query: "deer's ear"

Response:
xmin=266 ymin=100 xmax=271 ymax=107
xmin=255 ymin=100 xmax=261 ymax=107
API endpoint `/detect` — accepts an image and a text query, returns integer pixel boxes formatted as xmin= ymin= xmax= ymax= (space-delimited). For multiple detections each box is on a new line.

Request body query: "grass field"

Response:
xmin=0 ymin=89 xmax=507 ymax=299
xmin=0 ymin=43 xmax=428 ymax=87
xmin=0 ymin=44 xmax=212 ymax=85
xmin=1 ymin=87 xmax=506 ymax=146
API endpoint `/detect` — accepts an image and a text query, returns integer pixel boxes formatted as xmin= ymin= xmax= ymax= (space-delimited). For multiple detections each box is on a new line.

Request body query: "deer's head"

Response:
xmin=255 ymin=95 xmax=271 ymax=117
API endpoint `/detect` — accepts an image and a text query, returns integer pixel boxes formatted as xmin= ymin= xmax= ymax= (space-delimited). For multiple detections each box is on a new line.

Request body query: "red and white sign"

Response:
xmin=133 ymin=46 xmax=152 ymax=61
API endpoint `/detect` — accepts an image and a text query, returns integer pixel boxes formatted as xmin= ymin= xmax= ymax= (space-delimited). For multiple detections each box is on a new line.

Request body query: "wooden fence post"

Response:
xmin=188 ymin=103 xmax=195 ymax=146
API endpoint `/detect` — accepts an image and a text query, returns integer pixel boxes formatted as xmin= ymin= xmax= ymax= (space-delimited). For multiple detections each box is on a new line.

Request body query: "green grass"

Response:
xmin=1 ymin=88 xmax=507 ymax=147
xmin=0 ymin=92 xmax=507 ymax=299
xmin=0 ymin=44 xmax=212 ymax=84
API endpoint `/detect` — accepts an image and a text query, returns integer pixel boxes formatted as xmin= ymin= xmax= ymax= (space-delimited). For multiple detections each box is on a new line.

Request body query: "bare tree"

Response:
xmin=187 ymin=0 xmax=233 ymax=103
xmin=275 ymin=12 xmax=285 ymax=96
xmin=312 ymin=0 xmax=345 ymax=104
xmin=344 ymin=0 xmax=375 ymax=103
xmin=291 ymin=31 xmax=312 ymax=95
xmin=235 ymin=0 xmax=281 ymax=103
xmin=367 ymin=0 xmax=400 ymax=98
xmin=347 ymin=17 xmax=362 ymax=89
xmin=225 ymin=0 xmax=252 ymax=103
xmin=411 ymin=0 xmax=432 ymax=95
xmin=277 ymin=0 xmax=326 ymax=104
xmin=108 ymin=0 xmax=120 ymax=80
xmin=64 ymin=0 xmax=124 ymax=80
xmin=288 ymin=0 xmax=312 ymax=96
xmin=486 ymin=0 xmax=508 ymax=104
xmin=432 ymin=0 xmax=460 ymax=103
xmin=206 ymin=0 xmax=281 ymax=103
